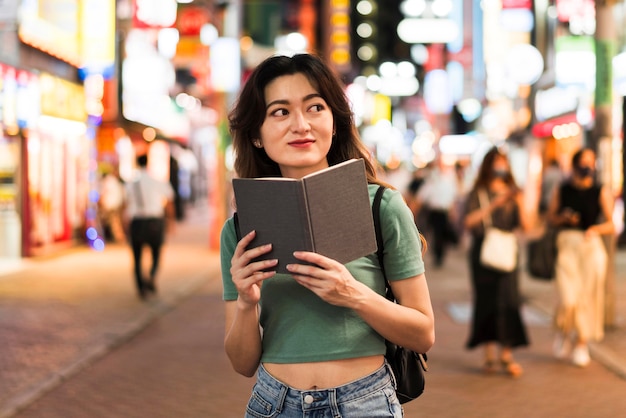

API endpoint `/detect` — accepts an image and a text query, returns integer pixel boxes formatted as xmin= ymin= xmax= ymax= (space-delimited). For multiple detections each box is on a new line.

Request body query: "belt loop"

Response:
xmin=384 ymin=359 xmax=398 ymax=390
xmin=329 ymin=388 xmax=341 ymax=418
xmin=275 ymin=380 xmax=289 ymax=414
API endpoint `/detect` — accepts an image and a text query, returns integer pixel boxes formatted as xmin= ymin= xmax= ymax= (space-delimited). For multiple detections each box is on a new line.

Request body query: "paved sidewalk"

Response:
xmin=0 ymin=205 xmax=220 ymax=418
xmin=1 ymin=205 xmax=625 ymax=417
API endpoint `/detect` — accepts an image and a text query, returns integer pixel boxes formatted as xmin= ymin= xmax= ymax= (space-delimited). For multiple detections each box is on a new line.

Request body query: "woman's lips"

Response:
xmin=288 ymin=139 xmax=315 ymax=148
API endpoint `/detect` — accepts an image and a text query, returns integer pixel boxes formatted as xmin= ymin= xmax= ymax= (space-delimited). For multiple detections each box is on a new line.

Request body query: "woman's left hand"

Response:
xmin=286 ymin=252 xmax=366 ymax=308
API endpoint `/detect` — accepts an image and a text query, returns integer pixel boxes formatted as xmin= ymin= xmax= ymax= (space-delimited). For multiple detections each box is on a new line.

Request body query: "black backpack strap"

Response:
xmin=373 ymin=185 xmax=387 ymax=281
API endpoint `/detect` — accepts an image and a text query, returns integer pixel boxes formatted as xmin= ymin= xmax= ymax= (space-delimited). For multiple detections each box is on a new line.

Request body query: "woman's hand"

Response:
xmin=286 ymin=252 xmax=368 ymax=309
xmin=230 ymin=230 xmax=278 ymax=308
xmin=490 ymin=187 xmax=517 ymax=209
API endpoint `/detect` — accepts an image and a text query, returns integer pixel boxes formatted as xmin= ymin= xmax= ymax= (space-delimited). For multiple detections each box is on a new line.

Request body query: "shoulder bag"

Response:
xmin=477 ymin=189 xmax=518 ymax=273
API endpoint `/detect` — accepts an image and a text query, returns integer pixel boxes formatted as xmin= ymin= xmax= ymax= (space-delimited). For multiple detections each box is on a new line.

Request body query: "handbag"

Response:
xmin=477 ymin=189 xmax=518 ymax=273
xmin=373 ymin=186 xmax=428 ymax=404
xmin=526 ymin=227 xmax=557 ymax=280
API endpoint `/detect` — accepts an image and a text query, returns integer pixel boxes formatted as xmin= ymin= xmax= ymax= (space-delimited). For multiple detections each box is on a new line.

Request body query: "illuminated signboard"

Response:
xmin=18 ymin=0 xmax=115 ymax=73
xmin=133 ymin=0 xmax=177 ymax=29
xmin=81 ymin=0 xmax=116 ymax=76
xmin=18 ymin=0 xmax=81 ymax=66
xmin=556 ymin=0 xmax=594 ymax=22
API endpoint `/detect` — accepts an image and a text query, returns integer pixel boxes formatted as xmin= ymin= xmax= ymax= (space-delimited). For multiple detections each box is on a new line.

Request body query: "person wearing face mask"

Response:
xmin=462 ymin=147 xmax=531 ymax=377
xmin=547 ymin=148 xmax=614 ymax=367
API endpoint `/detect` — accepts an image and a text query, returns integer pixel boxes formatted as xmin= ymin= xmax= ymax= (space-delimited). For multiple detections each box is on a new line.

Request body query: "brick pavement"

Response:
xmin=0 ymin=204 xmax=220 ymax=418
xmin=1 ymin=206 xmax=626 ymax=417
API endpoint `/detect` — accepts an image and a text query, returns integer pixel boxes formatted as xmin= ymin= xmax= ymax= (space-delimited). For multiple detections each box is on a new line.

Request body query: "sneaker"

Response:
xmin=552 ymin=332 xmax=571 ymax=360
xmin=571 ymin=344 xmax=590 ymax=367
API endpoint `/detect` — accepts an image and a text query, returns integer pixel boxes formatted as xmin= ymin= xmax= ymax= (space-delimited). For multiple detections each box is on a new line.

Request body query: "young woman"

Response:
xmin=463 ymin=147 xmax=531 ymax=377
xmin=547 ymin=148 xmax=614 ymax=367
xmin=219 ymin=54 xmax=434 ymax=417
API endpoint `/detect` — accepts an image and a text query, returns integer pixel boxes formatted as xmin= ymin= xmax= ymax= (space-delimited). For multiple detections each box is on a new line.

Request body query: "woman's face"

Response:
xmin=491 ymin=155 xmax=510 ymax=177
xmin=259 ymin=73 xmax=334 ymax=179
xmin=575 ymin=150 xmax=596 ymax=178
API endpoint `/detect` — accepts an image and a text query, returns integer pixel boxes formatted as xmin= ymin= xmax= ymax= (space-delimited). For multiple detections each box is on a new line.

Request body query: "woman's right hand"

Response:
xmin=490 ymin=188 xmax=516 ymax=210
xmin=230 ymin=230 xmax=277 ymax=307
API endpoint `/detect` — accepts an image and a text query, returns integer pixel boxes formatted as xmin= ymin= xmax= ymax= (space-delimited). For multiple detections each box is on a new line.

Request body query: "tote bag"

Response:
xmin=478 ymin=189 xmax=518 ymax=273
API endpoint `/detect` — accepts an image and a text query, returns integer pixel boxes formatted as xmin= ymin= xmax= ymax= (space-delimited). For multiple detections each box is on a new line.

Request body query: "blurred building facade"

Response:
xmin=0 ymin=0 xmax=624 ymax=260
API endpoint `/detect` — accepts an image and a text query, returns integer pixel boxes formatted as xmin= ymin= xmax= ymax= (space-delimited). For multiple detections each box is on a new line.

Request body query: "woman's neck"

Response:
xmin=572 ymin=176 xmax=593 ymax=188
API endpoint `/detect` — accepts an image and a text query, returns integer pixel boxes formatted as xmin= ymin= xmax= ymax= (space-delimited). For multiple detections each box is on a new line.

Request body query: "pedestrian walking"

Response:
xmin=124 ymin=154 xmax=175 ymax=300
xmin=462 ymin=147 xmax=530 ymax=377
xmin=403 ymin=166 xmax=429 ymax=229
xmin=414 ymin=158 xmax=460 ymax=267
xmin=547 ymin=148 xmax=614 ymax=367
xmin=220 ymin=53 xmax=434 ymax=417
xmin=98 ymin=168 xmax=126 ymax=243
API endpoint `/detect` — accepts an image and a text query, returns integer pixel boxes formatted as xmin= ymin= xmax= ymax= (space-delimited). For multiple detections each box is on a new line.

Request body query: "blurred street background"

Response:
xmin=1 ymin=0 xmax=626 ymax=417
xmin=1 ymin=203 xmax=626 ymax=418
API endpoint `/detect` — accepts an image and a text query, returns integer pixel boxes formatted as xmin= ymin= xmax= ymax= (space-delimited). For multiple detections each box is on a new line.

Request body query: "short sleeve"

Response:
xmin=378 ymin=188 xmax=425 ymax=281
xmin=220 ymin=217 xmax=239 ymax=301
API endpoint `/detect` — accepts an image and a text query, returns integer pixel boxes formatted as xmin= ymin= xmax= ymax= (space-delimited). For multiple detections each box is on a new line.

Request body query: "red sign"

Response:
xmin=531 ymin=113 xmax=578 ymax=138
xmin=177 ymin=6 xmax=209 ymax=36
xmin=501 ymin=0 xmax=532 ymax=9
xmin=555 ymin=0 xmax=594 ymax=23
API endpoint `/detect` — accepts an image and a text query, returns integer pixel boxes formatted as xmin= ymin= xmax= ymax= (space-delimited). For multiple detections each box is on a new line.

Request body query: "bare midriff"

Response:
xmin=263 ymin=355 xmax=385 ymax=390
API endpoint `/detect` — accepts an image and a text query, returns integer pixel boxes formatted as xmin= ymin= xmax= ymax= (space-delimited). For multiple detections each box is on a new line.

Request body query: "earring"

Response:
xmin=253 ymin=139 xmax=262 ymax=148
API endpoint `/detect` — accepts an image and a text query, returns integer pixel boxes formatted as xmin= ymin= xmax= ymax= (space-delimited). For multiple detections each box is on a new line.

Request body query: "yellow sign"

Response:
xmin=39 ymin=73 xmax=86 ymax=121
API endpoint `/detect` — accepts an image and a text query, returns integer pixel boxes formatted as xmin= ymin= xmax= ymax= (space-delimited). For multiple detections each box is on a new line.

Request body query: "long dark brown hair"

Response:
xmin=228 ymin=53 xmax=382 ymax=185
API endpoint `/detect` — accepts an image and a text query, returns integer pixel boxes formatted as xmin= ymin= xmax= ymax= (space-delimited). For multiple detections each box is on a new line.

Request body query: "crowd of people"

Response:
xmin=403 ymin=146 xmax=615 ymax=373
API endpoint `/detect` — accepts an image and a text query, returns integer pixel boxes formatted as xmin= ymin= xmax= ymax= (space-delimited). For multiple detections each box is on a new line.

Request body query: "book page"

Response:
xmin=302 ymin=159 xmax=377 ymax=264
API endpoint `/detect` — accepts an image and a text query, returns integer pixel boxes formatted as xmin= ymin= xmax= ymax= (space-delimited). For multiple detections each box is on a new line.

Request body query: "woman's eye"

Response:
xmin=270 ymin=108 xmax=288 ymax=117
xmin=309 ymin=104 xmax=325 ymax=112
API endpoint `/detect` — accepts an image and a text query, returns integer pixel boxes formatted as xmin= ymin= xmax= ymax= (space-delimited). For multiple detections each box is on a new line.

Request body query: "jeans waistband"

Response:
xmin=256 ymin=361 xmax=394 ymax=408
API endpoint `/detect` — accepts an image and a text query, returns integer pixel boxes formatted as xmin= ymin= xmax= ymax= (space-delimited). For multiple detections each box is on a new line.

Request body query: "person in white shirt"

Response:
xmin=124 ymin=154 xmax=175 ymax=299
xmin=415 ymin=159 xmax=460 ymax=267
xmin=98 ymin=169 xmax=126 ymax=243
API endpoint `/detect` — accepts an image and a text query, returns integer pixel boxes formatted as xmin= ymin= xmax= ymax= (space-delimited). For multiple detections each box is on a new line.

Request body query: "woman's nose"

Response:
xmin=291 ymin=111 xmax=310 ymax=132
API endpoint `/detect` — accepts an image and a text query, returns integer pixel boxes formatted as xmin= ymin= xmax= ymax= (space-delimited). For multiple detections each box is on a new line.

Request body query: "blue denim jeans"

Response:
xmin=245 ymin=361 xmax=403 ymax=417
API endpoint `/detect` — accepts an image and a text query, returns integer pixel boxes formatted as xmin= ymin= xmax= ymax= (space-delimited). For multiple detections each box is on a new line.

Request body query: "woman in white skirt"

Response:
xmin=547 ymin=148 xmax=614 ymax=367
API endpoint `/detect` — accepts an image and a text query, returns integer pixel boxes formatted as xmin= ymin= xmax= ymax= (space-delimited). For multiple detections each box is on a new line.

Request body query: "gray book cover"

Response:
xmin=232 ymin=159 xmax=377 ymax=273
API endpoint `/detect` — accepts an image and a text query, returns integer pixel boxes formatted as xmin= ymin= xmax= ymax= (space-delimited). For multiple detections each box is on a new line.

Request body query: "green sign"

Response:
xmin=595 ymin=39 xmax=616 ymax=107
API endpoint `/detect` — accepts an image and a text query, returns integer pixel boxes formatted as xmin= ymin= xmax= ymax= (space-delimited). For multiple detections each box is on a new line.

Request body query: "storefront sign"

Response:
xmin=39 ymin=73 xmax=86 ymax=122
xmin=80 ymin=0 xmax=116 ymax=77
xmin=329 ymin=0 xmax=350 ymax=71
xmin=595 ymin=39 xmax=616 ymax=107
xmin=531 ymin=113 xmax=579 ymax=138
xmin=18 ymin=0 xmax=115 ymax=72
xmin=535 ymin=86 xmax=579 ymax=122
xmin=133 ymin=0 xmax=177 ymax=29
xmin=18 ymin=0 xmax=81 ymax=66
xmin=555 ymin=36 xmax=595 ymax=89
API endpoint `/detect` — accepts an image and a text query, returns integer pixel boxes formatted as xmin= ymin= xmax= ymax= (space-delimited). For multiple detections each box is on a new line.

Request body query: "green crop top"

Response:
xmin=220 ymin=185 xmax=425 ymax=363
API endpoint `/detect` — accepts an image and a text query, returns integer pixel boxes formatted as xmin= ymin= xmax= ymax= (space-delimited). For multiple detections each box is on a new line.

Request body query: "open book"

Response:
xmin=232 ymin=159 xmax=377 ymax=273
